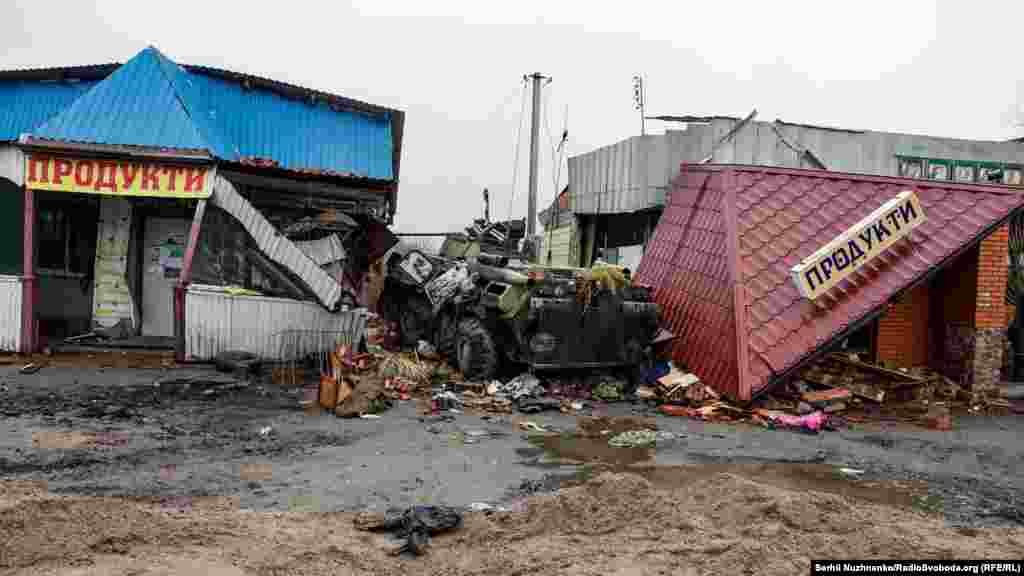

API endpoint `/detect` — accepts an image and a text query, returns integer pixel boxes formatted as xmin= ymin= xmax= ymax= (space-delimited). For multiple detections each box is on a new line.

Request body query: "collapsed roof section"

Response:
xmin=210 ymin=174 xmax=344 ymax=311
xmin=636 ymin=164 xmax=1024 ymax=402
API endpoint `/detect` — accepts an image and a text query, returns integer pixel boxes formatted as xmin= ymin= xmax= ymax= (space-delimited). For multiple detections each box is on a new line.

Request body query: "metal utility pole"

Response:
xmin=526 ymin=72 xmax=550 ymax=238
xmin=483 ymin=188 xmax=490 ymax=222
xmin=633 ymin=74 xmax=646 ymax=136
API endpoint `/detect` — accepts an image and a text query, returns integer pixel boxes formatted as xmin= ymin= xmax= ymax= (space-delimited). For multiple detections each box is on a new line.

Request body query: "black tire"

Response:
xmin=456 ymin=318 xmax=499 ymax=381
xmin=622 ymin=339 xmax=648 ymax=396
xmin=398 ymin=294 xmax=432 ymax=348
xmin=214 ymin=350 xmax=259 ymax=373
xmin=434 ymin=311 xmax=458 ymax=359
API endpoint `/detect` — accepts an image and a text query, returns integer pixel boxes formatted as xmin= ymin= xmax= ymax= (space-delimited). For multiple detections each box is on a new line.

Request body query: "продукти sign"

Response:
xmin=790 ymin=190 xmax=927 ymax=301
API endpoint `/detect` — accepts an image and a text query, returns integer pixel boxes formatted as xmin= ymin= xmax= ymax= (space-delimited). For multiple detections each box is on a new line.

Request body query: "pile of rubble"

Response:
xmin=628 ymin=364 xmax=750 ymax=423
xmin=309 ymin=322 xmax=455 ymax=418
xmin=755 ymin=352 xmax=1018 ymax=431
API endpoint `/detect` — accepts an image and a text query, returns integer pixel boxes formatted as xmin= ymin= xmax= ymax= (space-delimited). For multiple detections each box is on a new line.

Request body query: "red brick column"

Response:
xmin=972 ymin=225 xmax=1009 ymax=396
xmin=877 ymin=298 xmax=912 ymax=366
xmin=876 ymin=284 xmax=930 ymax=368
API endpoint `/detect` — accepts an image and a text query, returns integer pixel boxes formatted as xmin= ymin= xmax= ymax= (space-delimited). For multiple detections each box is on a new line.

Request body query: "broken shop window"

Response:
xmin=898 ymin=157 xmax=923 ymax=179
xmin=926 ymin=160 xmax=950 ymax=181
xmin=190 ymin=205 xmax=308 ymax=300
xmin=37 ymin=193 xmax=99 ymax=276
xmin=954 ymin=164 xmax=975 ymax=183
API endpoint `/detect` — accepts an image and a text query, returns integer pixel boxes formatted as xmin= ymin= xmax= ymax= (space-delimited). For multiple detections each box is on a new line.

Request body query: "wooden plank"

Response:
xmin=827 ymin=353 xmax=923 ymax=382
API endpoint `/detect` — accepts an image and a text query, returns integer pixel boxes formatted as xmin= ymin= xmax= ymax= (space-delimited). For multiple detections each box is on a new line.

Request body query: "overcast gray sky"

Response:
xmin=3 ymin=0 xmax=1022 ymax=238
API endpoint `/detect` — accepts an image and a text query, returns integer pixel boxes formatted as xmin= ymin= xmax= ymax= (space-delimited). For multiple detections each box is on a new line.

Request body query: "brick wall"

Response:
xmin=877 ymin=283 xmax=930 ymax=368
xmin=976 ymin=225 xmax=1009 ymax=329
xmin=876 ymin=226 xmax=1010 ymax=391
xmin=972 ymin=225 xmax=1009 ymax=396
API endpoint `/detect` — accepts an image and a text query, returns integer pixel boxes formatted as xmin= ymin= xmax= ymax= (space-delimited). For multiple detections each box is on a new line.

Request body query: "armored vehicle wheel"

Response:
xmin=398 ymin=295 xmax=432 ymax=348
xmin=435 ymin=312 xmax=458 ymax=359
xmin=622 ymin=339 xmax=648 ymax=396
xmin=456 ymin=318 xmax=499 ymax=381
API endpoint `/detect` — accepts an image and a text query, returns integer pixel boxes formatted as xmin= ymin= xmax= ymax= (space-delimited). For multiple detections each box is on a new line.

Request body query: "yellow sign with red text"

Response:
xmin=25 ymin=155 xmax=212 ymax=198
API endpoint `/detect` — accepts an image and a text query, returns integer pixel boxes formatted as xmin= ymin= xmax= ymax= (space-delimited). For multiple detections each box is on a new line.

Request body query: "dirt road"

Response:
xmin=1 ymin=363 xmax=1023 ymax=573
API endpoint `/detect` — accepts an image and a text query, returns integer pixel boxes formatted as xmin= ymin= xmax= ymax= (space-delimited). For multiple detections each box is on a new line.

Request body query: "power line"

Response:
xmin=505 ymin=78 xmax=529 ymax=222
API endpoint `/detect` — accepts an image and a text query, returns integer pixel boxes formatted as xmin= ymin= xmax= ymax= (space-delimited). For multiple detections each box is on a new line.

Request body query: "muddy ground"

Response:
xmin=1 ymin=361 xmax=1023 ymax=573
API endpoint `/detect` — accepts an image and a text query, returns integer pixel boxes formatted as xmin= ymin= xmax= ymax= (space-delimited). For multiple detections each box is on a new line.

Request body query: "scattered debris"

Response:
xmin=751 ymin=353 xmax=982 ymax=430
xmin=924 ymin=406 xmax=952 ymax=431
xmin=656 ymin=366 xmax=699 ymax=401
xmin=497 ymin=373 xmax=543 ymax=401
xmin=635 ymin=385 xmax=658 ymax=400
xmin=517 ymin=398 xmax=562 ymax=414
xmin=416 ymin=340 xmax=439 ymax=360
xmin=258 ymin=426 xmax=273 ymax=437
xmin=460 ymin=392 xmax=513 ymax=413
xmin=608 ymin=430 xmax=658 ymax=448
xmin=432 ymin=390 xmax=463 ymax=412
xmin=560 ymin=400 xmax=585 ymax=413
xmin=154 ymin=374 xmax=247 ymax=398
xmin=213 ymin=350 xmax=260 ymax=375
xmin=685 ymin=383 xmax=720 ymax=404
xmin=519 ymin=421 xmax=548 ymax=434
xmin=353 ymin=506 xmax=463 ymax=556
xmin=592 ymin=378 xmax=624 ymax=402
xmin=839 ymin=467 xmax=865 ymax=477
xmin=658 ymin=404 xmax=692 ymax=417
xmin=383 ymin=377 xmax=413 ymax=401
xmin=802 ymin=388 xmax=851 ymax=404
xmin=335 ymin=377 xmax=393 ymax=418
xmin=19 ymin=363 xmax=41 ymax=375
xmin=319 ymin=374 xmax=341 ymax=410
xmin=754 ymin=409 xmax=829 ymax=434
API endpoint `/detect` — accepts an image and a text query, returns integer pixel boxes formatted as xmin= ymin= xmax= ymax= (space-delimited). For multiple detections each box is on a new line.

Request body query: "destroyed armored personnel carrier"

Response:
xmin=378 ymin=239 xmax=661 ymax=390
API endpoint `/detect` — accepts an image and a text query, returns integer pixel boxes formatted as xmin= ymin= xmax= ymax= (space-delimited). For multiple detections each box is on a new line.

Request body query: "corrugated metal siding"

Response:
xmin=294 ymin=234 xmax=347 ymax=266
xmin=0 ymin=275 xmax=22 ymax=352
xmin=0 ymin=145 xmax=23 ymax=185
xmin=638 ymin=163 xmax=1024 ymax=401
xmin=570 ymin=120 xmax=1024 ymax=216
xmin=0 ymin=80 xmax=100 ymax=142
xmin=184 ymin=284 xmax=367 ymax=361
xmin=33 ymin=48 xmax=210 ymax=151
xmin=211 ymin=174 xmax=342 ymax=310
xmin=541 ymin=224 xmax=577 ymax=267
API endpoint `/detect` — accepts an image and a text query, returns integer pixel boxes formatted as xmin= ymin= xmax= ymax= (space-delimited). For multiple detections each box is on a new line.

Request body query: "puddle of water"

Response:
xmin=521 ymin=433 xmax=939 ymax=515
xmin=524 ymin=434 xmax=655 ymax=468
xmin=634 ymin=463 xmax=938 ymax=514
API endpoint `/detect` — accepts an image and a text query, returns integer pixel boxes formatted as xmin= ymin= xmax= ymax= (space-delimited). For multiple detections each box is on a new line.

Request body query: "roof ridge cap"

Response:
xmin=148 ymin=48 xmax=218 ymax=155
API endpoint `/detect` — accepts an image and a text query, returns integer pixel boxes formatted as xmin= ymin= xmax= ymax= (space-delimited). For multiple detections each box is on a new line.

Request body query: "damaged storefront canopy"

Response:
xmin=636 ymin=164 xmax=1024 ymax=402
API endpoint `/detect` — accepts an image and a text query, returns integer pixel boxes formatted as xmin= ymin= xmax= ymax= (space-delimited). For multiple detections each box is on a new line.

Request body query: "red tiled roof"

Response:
xmin=636 ymin=164 xmax=1024 ymax=402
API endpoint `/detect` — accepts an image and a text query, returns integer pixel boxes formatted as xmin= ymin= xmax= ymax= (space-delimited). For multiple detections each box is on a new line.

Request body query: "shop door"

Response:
xmin=142 ymin=218 xmax=190 ymax=337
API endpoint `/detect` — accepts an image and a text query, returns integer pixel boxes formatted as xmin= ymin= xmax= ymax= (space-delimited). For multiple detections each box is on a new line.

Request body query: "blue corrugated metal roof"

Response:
xmin=185 ymin=71 xmax=394 ymax=180
xmin=6 ymin=46 xmax=396 ymax=181
xmin=0 ymin=79 xmax=100 ymax=141
xmin=33 ymin=48 xmax=211 ymax=151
